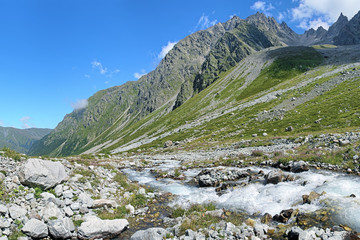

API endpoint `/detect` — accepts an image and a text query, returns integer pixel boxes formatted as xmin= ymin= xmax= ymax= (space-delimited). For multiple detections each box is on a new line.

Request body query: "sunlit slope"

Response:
xmin=90 ymin=45 xmax=359 ymax=153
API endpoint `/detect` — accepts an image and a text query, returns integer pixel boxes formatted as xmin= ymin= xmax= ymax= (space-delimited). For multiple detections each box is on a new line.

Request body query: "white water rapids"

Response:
xmin=122 ymin=160 xmax=360 ymax=231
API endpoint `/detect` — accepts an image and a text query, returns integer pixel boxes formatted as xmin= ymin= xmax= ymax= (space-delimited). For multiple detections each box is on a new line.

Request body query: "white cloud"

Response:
xmin=84 ymin=74 xmax=90 ymax=79
xmin=291 ymin=0 xmax=360 ymax=30
xmin=20 ymin=116 xmax=33 ymax=129
xmin=134 ymin=69 xmax=147 ymax=79
xmin=106 ymin=69 xmax=120 ymax=78
xmin=251 ymin=1 xmax=274 ymax=15
xmin=251 ymin=1 xmax=266 ymax=11
xmin=158 ymin=41 xmax=178 ymax=59
xmin=192 ymin=14 xmax=218 ymax=32
xmin=91 ymin=60 xmax=108 ymax=75
xmin=71 ymin=99 xmax=88 ymax=110
xmin=278 ymin=12 xmax=285 ymax=21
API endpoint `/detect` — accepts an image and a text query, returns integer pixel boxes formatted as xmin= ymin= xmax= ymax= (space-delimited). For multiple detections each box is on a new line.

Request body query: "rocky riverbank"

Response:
xmin=1 ymin=133 xmax=360 ymax=240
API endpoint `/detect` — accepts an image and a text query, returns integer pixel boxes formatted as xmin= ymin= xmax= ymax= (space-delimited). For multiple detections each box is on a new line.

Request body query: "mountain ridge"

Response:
xmin=30 ymin=11 xmax=360 ymax=157
xmin=0 ymin=127 xmax=52 ymax=154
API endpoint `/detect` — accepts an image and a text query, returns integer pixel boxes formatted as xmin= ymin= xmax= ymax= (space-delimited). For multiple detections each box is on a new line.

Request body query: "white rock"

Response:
xmin=22 ymin=218 xmax=48 ymax=238
xmin=77 ymin=216 xmax=128 ymax=239
xmin=54 ymin=185 xmax=63 ymax=197
xmin=0 ymin=204 xmax=8 ymax=214
xmin=130 ymin=228 xmax=168 ymax=240
xmin=41 ymin=202 xmax=63 ymax=221
xmin=48 ymin=220 xmax=72 ymax=239
xmin=64 ymin=207 xmax=74 ymax=217
xmin=63 ymin=190 xmax=73 ymax=199
xmin=78 ymin=192 xmax=94 ymax=208
xmin=9 ymin=205 xmax=27 ymax=219
xmin=40 ymin=192 xmax=55 ymax=200
xmin=126 ymin=204 xmax=135 ymax=215
xmin=92 ymin=199 xmax=117 ymax=208
xmin=18 ymin=158 xmax=68 ymax=190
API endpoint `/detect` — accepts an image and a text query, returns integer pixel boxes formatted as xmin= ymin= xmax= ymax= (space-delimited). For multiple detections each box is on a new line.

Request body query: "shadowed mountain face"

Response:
xmin=30 ymin=12 xmax=360 ymax=157
xmin=0 ymin=127 xmax=52 ymax=154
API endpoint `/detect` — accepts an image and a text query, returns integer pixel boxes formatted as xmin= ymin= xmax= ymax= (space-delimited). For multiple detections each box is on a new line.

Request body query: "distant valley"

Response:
xmin=0 ymin=126 xmax=52 ymax=154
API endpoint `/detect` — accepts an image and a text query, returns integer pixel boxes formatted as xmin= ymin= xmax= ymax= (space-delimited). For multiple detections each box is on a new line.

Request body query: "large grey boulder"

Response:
xmin=48 ymin=219 xmax=72 ymax=239
xmin=77 ymin=216 xmax=128 ymax=239
xmin=22 ymin=218 xmax=48 ymax=238
xmin=18 ymin=158 xmax=68 ymax=189
xmin=130 ymin=228 xmax=168 ymax=240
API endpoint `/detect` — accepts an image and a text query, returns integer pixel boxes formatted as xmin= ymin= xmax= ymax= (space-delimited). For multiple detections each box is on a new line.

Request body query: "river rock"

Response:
xmin=265 ymin=170 xmax=284 ymax=184
xmin=18 ymin=158 xmax=68 ymax=189
xmin=291 ymin=161 xmax=309 ymax=173
xmin=130 ymin=227 xmax=168 ymax=240
xmin=273 ymin=209 xmax=294 ymax=223
xmin=48 ymin=219 xmax=72 ymax=239
xmin=22 ymin=218 xmax=48 ymax=238
xmin=198 ymin=175 xmax=219 ymax=187
xmin=77 ymin=216 xmax=128 ymax=239
xmin=302 ymin=191 xmax=323 ymax=204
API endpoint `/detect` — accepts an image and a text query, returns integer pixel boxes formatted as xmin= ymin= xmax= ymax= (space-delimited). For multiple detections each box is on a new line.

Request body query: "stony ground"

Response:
xmin=1 ymin=131 xmax=360 ymax=240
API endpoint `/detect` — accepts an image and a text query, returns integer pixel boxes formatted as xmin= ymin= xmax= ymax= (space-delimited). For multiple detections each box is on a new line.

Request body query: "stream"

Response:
xmin=122 ymin=160 xmax=360 ymax=232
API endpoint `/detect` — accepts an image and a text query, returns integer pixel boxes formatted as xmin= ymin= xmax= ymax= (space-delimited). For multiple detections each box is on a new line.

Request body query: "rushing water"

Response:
xmin=122 ymin=160 xmax=360 ymax=231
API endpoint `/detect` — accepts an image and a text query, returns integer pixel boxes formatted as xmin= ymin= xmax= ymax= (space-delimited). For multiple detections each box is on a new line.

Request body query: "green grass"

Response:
xmin=0 ymin=147 xmax=23 ymax=161
xmin=96 ymin=206 xmax=130 ymax=220
xmin=312 ymin=44 xmax=337 ymax=49
xmin=236 ymin=47 xmax=323 ymax=101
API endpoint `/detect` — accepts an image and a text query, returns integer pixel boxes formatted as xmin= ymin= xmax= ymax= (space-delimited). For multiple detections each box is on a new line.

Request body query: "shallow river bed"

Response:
xmin=122 ymin=160 xmax=360 ymax=231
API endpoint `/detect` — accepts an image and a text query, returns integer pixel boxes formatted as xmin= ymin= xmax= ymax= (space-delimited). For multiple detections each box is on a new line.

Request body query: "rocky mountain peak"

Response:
xmin=222 ymin=15 xmax=242 ymax=31
xmin=334 ymin=10 xmax=360 ymax=45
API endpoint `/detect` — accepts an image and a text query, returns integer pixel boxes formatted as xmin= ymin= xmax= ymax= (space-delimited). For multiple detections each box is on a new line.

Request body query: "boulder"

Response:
xmin=18 ymin=158 xmax=68 ymax=189
xmin=302 ymin=191 xmax=324 ymax=204
xmin=48 ymin=219 xmax=72 ymax=239
xmin=130 ymin=228 xmax=168 ymax=240
xmin=198 ymin=175 xmax=219 ymax=187
xmin=265 ymin=170 xmax=284 ymax=184
xmin=22 ymin=218 xmax=48 ymax=238
xmin=273 ymin=209 xmax=294 ymax=223
xmin=41 ymin=202 xmax=63 ymax=221
xmin=77 ymin=216 xmax=128 ymax=239
xmin=9 ymin=205 xmax=27 ymax=219
xmin=291 ymin=161 xmax=309 ymax=173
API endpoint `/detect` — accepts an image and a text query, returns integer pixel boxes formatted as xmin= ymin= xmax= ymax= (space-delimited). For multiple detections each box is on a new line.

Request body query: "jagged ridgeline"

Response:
xmin=30 ymin=12 xmax=360 ymax=157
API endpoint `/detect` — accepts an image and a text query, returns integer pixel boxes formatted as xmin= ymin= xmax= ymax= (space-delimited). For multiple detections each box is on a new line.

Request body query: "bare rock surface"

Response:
xmin=18 ymin=158 xmax=68 ymax=189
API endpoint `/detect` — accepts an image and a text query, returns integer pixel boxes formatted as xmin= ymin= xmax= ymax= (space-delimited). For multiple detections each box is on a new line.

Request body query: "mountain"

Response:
xmin=0 ymin=127 xmax=52 ymax=154
xmin=30 ymin=11 xmax=360 ymax=157
xmin=334 ymin=11 xmax=360 ymax=45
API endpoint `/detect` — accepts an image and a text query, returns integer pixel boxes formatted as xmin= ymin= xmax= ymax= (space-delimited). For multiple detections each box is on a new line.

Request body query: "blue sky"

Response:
xmin=1 ymin=0 xmax=360 ymax=129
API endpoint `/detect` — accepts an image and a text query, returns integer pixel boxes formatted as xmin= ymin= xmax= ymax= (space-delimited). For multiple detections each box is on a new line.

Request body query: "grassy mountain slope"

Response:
xmin=0 ymin=127 xmax=52 ymax=153
xmin=91 ymin=45 xmax=360 ymax=154
xmin=29 ymin=15 xmax=282 ymax=157
xmin=30 ymin=12 xmax=360 ymax=157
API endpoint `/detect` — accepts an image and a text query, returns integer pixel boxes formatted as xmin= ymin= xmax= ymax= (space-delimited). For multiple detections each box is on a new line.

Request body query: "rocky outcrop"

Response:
xmin=18 ymin=158 xmax=68 ymax=189
xmin=334 ymin=11 xmax=360 ymax=45
xmin=77 ymin=216 xmax=129 ymax=239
